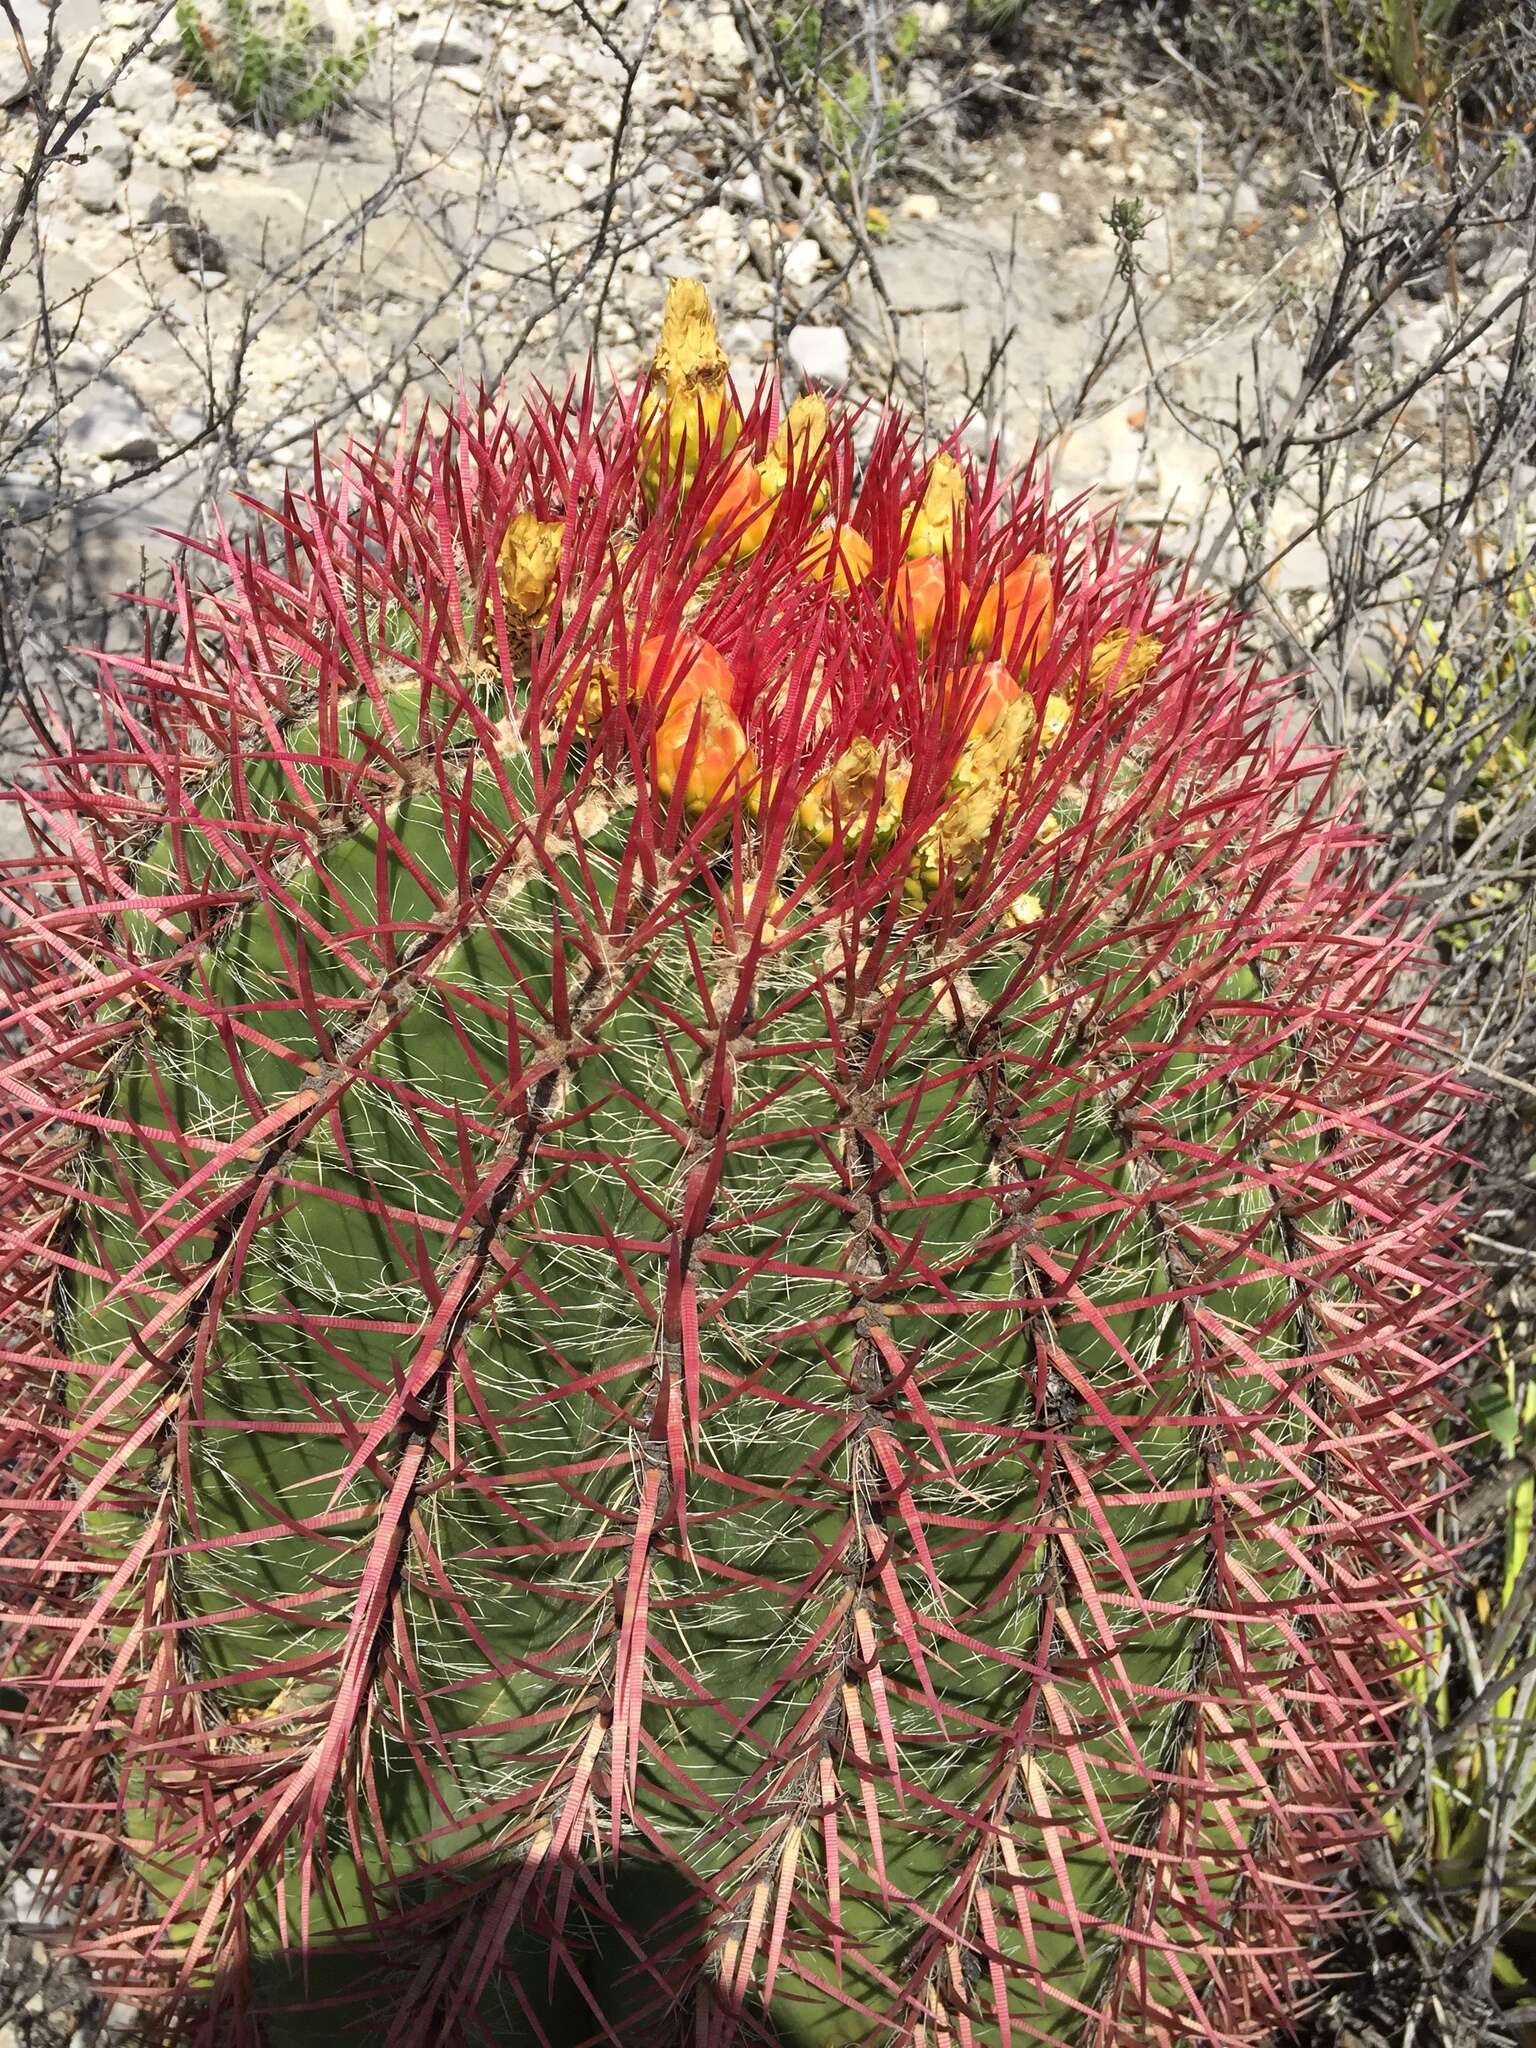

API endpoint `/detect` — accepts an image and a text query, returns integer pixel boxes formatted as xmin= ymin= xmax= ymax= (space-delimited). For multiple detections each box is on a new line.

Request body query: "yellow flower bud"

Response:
xmin=905 ymin=452 xmax=965 ymax=559
xmin=642 ymin=277 xmax=738 ymax=498
xmin=1039 ymin=694 xmax=1073 ymax=748
xmin=758 ymin=393 xmax=831 ymax=513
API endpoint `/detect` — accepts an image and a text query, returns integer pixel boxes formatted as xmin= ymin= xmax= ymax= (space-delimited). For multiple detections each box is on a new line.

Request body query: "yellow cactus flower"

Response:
xmin=1081 ymin=627 xmax=1162 ymax=702
xmin=796 ymin=737 xmax=909 ymax=854
xmin=496 ymin=512 xmax=564 ymax=623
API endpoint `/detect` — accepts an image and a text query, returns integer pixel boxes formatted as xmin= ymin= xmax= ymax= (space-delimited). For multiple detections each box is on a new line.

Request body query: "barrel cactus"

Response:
xmin=0 ymin=281 xmax=1469 ymax=2046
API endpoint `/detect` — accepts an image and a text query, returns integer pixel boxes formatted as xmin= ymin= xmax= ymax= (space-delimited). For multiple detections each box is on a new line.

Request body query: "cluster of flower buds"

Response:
xmin=497 ymin=278 xmax=1162 ymax=911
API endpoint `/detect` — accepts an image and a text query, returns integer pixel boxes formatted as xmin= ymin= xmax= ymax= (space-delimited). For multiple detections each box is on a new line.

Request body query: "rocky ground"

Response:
xmin=1 ymin=1 xmax=1532 ymax=2040
xmin=8 ymin=0 xmax=1514 ymax=791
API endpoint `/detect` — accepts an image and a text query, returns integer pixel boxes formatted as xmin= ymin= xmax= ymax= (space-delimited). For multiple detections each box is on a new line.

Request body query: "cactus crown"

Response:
xmin=0 ymin=282 xmax=1469 ymax=2047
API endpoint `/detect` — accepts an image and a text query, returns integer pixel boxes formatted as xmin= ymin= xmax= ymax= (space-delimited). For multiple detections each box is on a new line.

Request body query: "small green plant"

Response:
xmin=175 ymin=0 xmax=376 ymax=131
xmin=1402 ymin=549 xmax=1536 ymax=970
xmin=769 ymin=3 xmax=914 ymax=189
xmin=1344 ymin=0 xmax=1464 ymax=109
xmin=1372 ymin=1302 xmax=1536 ymax=2023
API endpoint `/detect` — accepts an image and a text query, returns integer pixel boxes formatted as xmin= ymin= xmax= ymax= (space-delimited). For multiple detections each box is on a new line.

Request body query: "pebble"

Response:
xmin=407 ymin=20 xmax=486 ymax=65
xmin=86 ymin=112 xmax=134 ymax=174
xmin=67 ymin=389 xmax=159 ymax=465
xmin=137 ymin=119 xmax=230 ymax=172
xmin=787 ymin=321 xmax=851 ymax=387
xmin=1034 ymin=190 xmax=1062 ymax=219
xmin=184 ymin=125 xmax=232 ymax=169
xmin=1395 ymin=309 xmax=1450 ymax=372
xmin=722 ymin=167 xmax=764 ymax=210
xmin=693 ymin=202 xmax=736 ymax=244
xmin=707 ymin=12 xmax=750 ymax=72
xmin=899 ymin=192 xmax=940 ymax=221
xmin=724 ymin=317 xmax=770 ymax=358
xmin=780 ymin=235 xmax=821 ymax=289
xmin=73 ymin=156 xmax=120 ymax=214
xmin=1230 ymin=180 xmax=1263 ymax=230
xmin=109 ymin=58 xmax=176 ymax=117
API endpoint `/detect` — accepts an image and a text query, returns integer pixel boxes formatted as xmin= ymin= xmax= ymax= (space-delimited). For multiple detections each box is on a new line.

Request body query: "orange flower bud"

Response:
xmin=890 ymin=556 xmax=967 ymax=650
xmin=696 ymin=453 xmax=772 ymax=560
xmin=653 ymin=688 xmax=755 ymax=815
xmin=940 ymin=660 xmax=1024 ymax=742
xmin=633 ymin=631 xmax=737 ymax=715
xmin=970 ymin=554 xmax=1055 ymax=671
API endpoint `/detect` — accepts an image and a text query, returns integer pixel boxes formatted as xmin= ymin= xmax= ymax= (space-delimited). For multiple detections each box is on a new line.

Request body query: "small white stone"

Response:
xmin=73 ymin=156 xmax=120 ymax=214
xmin=724 ymin=318 xmax=770 ymax=358
xmin=86 ymin=112 xmax=133 ymax=174
xmin=183 ymin=126 xmax=232 ymax=169
xmin=708 ymin=12 xmax=749 ymax=70
xmin=438 ymin=64 xmax=484 ymax=94
xmin=1034 ymin=189 xmax=1062 ymax=218
xmin=109 ymin=59 xmax=176 ymax=117
xmin=722 ymin=167 xmax=764 ymax=210
xmin=898 ymin=191 xmax=940 ymax=221
xmin=693 ymin=202 xmax=736 ymax=243
xmin=787 ymin=321 xmax=851 ymax=387
xmin=137 ymin=122 xmax=189 ymax=171
xmin=780 ymin=235 xmax=821 ymax=289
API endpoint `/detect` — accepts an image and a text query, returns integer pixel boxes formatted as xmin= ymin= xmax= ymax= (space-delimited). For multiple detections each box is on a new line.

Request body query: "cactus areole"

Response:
xmin=0 ymin=281 xmax=1469 ymax=2046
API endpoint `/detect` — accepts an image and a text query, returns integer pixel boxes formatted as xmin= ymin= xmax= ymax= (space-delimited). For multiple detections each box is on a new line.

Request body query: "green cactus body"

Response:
xmin=63 ymin=670 xmax=1317 ymax=2044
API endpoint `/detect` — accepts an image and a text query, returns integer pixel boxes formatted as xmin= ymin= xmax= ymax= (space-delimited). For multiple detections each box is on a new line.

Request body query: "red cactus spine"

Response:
xmin=0 ymin=279 xmax=1471 ymax=2047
